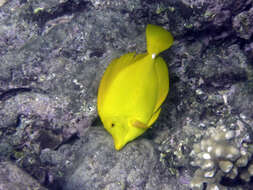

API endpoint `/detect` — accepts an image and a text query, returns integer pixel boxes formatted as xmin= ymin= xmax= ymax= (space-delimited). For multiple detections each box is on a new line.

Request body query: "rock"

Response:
xmin=0 ymin=0 xmax=253 ymax=190
xmin=63 ymin=128 xmax=174 ymax=190
xmin=0 ymin=161 xmax=47 ymax=190
xmin=233 ymin=7 xmax=253 ymax=40
xmin=0 ymin=0 xmax=8 ymax=7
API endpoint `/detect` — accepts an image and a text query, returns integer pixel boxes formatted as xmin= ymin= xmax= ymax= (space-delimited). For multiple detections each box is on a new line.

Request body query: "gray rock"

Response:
xmin=233 ymin=7 xmax=253 ymax=40
xmin=0 ymin=141 xmax=13 ymax=159
xmin=0 ymin=0 xmax=253 ymax=190
xmin=0 ymin=161 xmax=47 ymax=190
xmin=63 ymin=127 xmax=187 ymax=190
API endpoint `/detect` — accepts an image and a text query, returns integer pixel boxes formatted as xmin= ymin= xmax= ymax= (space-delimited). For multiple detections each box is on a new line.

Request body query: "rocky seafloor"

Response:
xmin=0 ymin=0 xmax=253 ymax=190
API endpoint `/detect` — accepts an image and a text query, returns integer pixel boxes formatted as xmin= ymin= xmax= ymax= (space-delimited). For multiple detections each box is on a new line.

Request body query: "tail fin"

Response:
xmin=146 ymin=24 xmax=173 ymax=56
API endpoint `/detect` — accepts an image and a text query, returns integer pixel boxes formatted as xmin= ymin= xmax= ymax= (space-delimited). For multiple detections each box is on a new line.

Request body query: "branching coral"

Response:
xmin=190 ymin=125 xmax=253 ymax=190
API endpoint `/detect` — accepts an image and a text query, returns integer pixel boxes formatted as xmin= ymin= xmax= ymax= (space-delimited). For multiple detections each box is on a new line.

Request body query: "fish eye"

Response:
xmin=111 ymin=123 xmax=115 ymax=128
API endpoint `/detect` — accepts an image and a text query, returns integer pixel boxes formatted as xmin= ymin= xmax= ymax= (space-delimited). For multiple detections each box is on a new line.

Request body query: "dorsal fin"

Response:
xmin=97 ymin=53 xmax=135 ymax=114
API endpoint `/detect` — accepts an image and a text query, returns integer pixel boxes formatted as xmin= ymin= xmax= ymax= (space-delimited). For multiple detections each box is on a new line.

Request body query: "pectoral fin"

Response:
xmin=132 ymin=120 xmax=149 ymax=129
xmin=132 ymin=108 xmax=161 ymax=129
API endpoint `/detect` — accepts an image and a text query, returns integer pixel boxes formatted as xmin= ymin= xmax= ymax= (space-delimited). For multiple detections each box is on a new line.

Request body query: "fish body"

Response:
xmin=97 ymin=24 xmax=173 ymax=150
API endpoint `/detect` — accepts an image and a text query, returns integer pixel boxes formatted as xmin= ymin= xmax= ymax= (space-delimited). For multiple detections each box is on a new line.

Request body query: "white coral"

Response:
xmin=190 ymin=126 xmax=253 ymax=190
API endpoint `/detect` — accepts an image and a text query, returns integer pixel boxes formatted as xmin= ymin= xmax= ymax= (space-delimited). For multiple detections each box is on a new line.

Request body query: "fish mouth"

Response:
xmin=113 ymin=137 xmax=126 ymax=151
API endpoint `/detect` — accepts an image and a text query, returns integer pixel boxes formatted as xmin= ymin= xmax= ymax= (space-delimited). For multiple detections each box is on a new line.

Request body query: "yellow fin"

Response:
xmin=97 ymin=52 xmax=135 ymax=114
xmin=133 ymin=53 xmax=147 ymax=62
xmin=132 ymin=120 xmax=149 ymax=129
xmin=148 ymin=108 xmax=161 ymax=126
xmin=154 ymin=57 xmax=169 ymax=112
xmin=146 ymin=24 xmax=173 ymax=55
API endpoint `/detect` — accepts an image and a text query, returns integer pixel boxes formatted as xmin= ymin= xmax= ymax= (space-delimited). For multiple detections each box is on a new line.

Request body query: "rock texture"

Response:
xmin=0 ymin=161 xmax=48 ymax=190
xmin=0 ymin=0 xmax=253 ymax=190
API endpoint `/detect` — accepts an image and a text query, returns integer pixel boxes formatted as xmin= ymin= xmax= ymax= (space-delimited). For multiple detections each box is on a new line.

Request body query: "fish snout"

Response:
xmin=113 ymin=137 xmax=126 ymax=151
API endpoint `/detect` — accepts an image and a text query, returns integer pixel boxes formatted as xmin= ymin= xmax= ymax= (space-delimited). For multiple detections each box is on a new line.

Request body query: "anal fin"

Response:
xmin=154 ymin=57 xmax=169 ymax=112
xmin=148 ymin=108 xmax=161 ymax=127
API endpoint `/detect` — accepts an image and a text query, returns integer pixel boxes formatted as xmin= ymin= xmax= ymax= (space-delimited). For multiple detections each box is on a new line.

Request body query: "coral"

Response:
xmin=190 ymin=125 xmax=253 ymax=190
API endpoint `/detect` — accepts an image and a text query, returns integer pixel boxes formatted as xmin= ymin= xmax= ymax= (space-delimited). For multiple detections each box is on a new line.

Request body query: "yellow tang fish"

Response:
xmin=97 ymin=24 xmax=173 ymax=150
